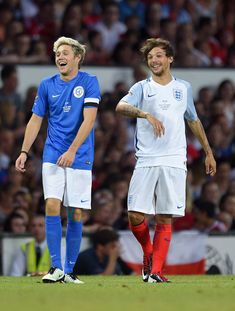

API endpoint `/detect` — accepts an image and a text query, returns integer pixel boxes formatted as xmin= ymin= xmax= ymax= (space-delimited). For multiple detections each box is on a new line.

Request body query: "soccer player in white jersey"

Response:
xmin=116 ymin=38 xmax=216 ymax=283
xmin=15 ymin=37 xmax=101 ymax=284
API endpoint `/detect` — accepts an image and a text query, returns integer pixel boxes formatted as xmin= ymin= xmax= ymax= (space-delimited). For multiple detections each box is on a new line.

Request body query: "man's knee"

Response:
xmin=128 ymin=211 xmax=145 ymax=226
xmin=67 ymin=207 xmax=82 ymax=221
xmin=155 ymin=214 xmax=172 ymax=224
xmin=45 ymin=198 xmax=61 ymax=216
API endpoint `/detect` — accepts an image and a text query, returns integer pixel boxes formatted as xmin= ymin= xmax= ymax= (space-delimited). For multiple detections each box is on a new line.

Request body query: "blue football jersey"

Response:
xmin=32 ymin=71 xmax=101 ymax=170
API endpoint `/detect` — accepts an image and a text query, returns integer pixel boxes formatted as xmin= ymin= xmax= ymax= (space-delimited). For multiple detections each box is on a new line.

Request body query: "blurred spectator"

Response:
xmin=0 ymin=65 xmax=25 ymax=141
xmin=187 ymin=0 xmax=218 ymax=22
xmin=227 ymin=179 xmax=235 ymax=196
xmin=1 ymin=19 xmax=24 ymax=56
xmin=80 ymin=0 xmax=100 ymax=28
xmin=112 ymin=41 xmax=138 ymax=66
xmin=160 ymin=18 xmax=177 ymax=47
xmin=193 ymin=200 xmax=227 ymax=233
xmin=74 ymin=227 xmax=132 ymax=275
xmin=22 ymin=85 xmax=38 ymax=123
xmin=207 ymin=123 xmax=234 ymax=160
xmin=0 ymin=64 xmax=22 ymax=111
xmin=21 ymin=157 xmax=41 ymax=192
xmin=199 ymin=180 xmax=220 ymax=205
xmin=60 ymin=2 xmax=87 ymax=43
xmin=12 ymin=189 xmax=32 ymax=212
xmin=217 ymin=211 xmax=233 ymax=231
xmin=86 ymin=30 xmax=110 ymax=65
xmin=0 ymin=3 xmax=13 ymax=44
xmin=86 ymin=196 xmax=116 ymax=228
xmin=226 ymin=44 xmax=235 ymax=67
xmin=140 ymin=2 xmax=161 ymax=40
xmin=197 ymin=86 xmax=214 ymax=117
xmin=212 ymin=160 xmax=232 ymax=196
xmin=4 ymin=212 xmax=27 ymax=234
xmin=161 ymin=0 xmax=192 ymax=24
xmin=119 ymin=0 xmax=145 ymax=27
xmin=195 ymin=16 xmax=225 ymax=66
xmin=30 ymin=39 xmax=51 ymax=64
xmin=213 ymin=79 xmax=235 ymax=127
xmin=20 ymin=0 xmax=39 ymax=20
xmin=0 ymin=130 xmax=15 ymax=171
xmin=0 ymin=0 xmax=233 ymax=67
xmin=93 ymin=1 xmax=127 ymax=54
xmin=10 ymin=214 xmax=50 ymax=276
xmin=219 ymin=193 xmax=235 ymax=230
xmin=24 ymin=0 xmax=58 ymax=53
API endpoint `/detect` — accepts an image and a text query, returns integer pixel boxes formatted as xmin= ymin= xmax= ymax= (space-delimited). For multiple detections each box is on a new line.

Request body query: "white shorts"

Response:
xmin=42 ymin=163 xmax=92 ymax=209
xmin=127 ymin=166 xmax=186 ymax=217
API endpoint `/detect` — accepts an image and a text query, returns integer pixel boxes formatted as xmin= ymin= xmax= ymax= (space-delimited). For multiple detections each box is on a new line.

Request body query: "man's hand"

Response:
xmin=57 ymin=150 xmax=76 ymax=167
xmin=205 ymin=152 xmax=216 ymax=176
xmin=15 ymin=153 xmax=27 ymax=172
xmin=107 ymin=242 xmax=120 ymax=260
xmin=146 ymin=113 xmax=165 ymax=137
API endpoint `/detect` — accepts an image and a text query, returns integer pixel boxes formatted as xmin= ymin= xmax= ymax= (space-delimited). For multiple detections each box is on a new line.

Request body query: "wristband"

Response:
xmin=20 ymin=150 xmax=28 ymax=157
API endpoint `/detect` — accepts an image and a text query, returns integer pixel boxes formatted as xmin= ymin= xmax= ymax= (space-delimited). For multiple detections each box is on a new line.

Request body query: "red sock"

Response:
xmin=151 ymin=224 xmax=172 ymax=274
xmin=129 ymin=220 xmax=152 ymax=256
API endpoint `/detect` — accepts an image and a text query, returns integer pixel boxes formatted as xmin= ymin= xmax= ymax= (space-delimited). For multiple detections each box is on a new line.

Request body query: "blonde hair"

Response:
xmin=53 ymin=36 xmax=86 ymax=65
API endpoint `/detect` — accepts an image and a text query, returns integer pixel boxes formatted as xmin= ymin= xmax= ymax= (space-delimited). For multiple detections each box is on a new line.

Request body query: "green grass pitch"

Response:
xmin=0 ymin=275 xmax=234 ymax=311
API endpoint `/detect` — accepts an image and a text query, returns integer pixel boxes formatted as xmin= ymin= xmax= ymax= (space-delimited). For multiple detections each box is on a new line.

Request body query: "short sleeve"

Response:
xmin=120 ymin=82 xmax=143 ymax=108
xmin=184 ymin=83 xmax=198 ymax=121
xmin=84 ymin=76 xmax=101 ymax=108
xmin=32 ymin=80 xmax=48 ymax=117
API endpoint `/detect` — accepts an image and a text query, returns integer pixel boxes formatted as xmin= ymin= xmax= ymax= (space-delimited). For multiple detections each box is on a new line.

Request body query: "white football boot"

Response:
xmin=42 ymin=267 xmax=64 ymax=283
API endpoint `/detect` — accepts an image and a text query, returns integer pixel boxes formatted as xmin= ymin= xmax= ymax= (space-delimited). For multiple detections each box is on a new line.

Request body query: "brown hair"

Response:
xmin=140 ymin=38 xmax=174 ymax=62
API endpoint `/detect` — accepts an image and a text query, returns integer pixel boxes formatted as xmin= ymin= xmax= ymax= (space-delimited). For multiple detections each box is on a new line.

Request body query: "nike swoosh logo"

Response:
xmin=177 ymin=206 xmax=184 ymax=209
xmin=148 ymin=94 xmax=156 ymax=97
xmin=52 ymin=94 xmax=60 ymax=98
xmin=81 ymin=199 xmax=89 ymax=203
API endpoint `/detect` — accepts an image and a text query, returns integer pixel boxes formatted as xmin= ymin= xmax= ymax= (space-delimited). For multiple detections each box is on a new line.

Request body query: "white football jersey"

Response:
xmin=121 ymin=76 xmax=198 ymax=170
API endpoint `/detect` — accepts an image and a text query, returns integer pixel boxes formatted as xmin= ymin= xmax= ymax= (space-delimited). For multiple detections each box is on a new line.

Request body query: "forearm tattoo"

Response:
xmin=118 ymin=104 xmax=146 ymax=118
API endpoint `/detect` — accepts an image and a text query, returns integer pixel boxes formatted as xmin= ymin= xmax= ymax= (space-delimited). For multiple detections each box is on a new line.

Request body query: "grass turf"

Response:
xmin=0 ymin=275 xmax=234 ymax=311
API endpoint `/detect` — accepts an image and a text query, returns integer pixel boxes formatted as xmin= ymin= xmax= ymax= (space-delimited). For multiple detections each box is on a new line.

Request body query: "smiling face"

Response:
xmin=55 ymin=44 xmax=81 ymax=80
xmin=147 ymin=47 xmax=173 ymax=77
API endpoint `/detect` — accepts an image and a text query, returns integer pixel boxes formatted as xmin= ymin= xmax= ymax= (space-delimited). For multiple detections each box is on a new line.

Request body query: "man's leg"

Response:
xmin=42 ymin=198 xmax=64 ymax=283
xmin=62 ymin=168 xmax=91 ymax=284
xmin=149 ymin=214 xmax=172 ymax=283
xmin=129 ymin=211 xmax=153 ymax=281
xmin=45 ymin=198 xmax=62 ymax=269
xmin=64 ymin=207 xmax=83 ymax=273
xmin=63 ymin=207 xmax=84 ymax=284
xmin=129 ymin=211 xmax=153 ymax=256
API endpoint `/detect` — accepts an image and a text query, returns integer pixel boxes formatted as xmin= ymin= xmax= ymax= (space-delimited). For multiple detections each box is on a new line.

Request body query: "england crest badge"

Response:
xmin=173 ymin=89 xmax=183 ymax=101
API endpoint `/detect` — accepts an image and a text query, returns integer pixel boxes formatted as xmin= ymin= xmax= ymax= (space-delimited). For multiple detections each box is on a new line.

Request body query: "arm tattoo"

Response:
xmin=117 ymin=103 xmax=147 ymax=119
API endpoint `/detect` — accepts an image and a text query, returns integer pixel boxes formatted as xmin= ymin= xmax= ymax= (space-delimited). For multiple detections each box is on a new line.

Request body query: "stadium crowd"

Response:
xmin=0 ymin=0 xmax=235 ymax=237
xmin=0 ymin=0 xmax=235 ymax=67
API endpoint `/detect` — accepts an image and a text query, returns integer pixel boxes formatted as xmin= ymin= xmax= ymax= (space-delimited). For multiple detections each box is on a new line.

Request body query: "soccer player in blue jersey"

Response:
xmin=116 ymin=38 xmax=216 ymax=283
xmin=15 ymin=37 xmax=101 ymax=284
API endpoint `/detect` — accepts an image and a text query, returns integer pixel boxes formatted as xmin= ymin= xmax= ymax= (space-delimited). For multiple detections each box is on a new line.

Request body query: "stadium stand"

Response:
xmin=0 ymin=0 xmax=235 ymax=275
